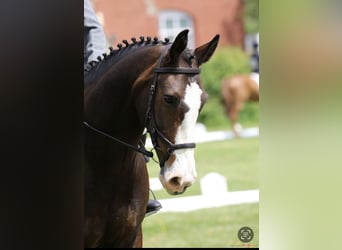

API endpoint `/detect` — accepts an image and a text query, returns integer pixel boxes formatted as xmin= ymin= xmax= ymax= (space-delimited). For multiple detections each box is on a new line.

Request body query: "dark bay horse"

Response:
xmin=84 ymin=29 xmax=219 ymax=247
xmin=221 ymin=73 xmax=259 ymax=137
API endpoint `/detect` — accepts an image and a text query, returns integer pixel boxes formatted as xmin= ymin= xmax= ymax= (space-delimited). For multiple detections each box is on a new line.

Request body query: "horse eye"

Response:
xmin=163 ymin=95 xmax=178 ymax=105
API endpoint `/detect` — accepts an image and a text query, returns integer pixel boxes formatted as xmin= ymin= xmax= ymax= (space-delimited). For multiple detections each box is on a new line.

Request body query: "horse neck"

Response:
xmin=84 ymin=46 xmax=161 ymax=142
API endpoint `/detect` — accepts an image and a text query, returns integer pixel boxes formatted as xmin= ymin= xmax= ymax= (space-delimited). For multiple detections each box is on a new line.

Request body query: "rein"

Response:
xmin=84 ymin=45 xmax=201 ymax=167
xmin=83 ymin=121 xmax=153 ymax=158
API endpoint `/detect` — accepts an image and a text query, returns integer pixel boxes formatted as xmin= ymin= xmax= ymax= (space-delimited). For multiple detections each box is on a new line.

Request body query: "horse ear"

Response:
xmin=167 ymin=29 xmax=189 ymax=64
xmin=194 ymin=34 xmax=220 ymax=65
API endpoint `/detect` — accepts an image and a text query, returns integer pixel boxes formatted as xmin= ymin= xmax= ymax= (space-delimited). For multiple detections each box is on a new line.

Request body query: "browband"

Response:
xmin=154 ymin=67 xmax=201 ymax=74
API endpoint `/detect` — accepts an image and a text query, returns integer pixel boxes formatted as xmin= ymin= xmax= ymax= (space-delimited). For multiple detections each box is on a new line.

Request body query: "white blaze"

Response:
xmin=176 ymin=81 xmax=202 ymax=145
xmin=163 ymin=81 xmax=202 ymax=181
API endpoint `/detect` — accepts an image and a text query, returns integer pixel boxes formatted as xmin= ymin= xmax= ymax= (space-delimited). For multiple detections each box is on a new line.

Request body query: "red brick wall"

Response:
xmin=92 ymin=0 xmax=244 ymax=49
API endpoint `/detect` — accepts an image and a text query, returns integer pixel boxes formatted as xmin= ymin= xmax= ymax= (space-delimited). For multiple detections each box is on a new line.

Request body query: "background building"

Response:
xmin=91 ymin=0 xmax=245 ymax=49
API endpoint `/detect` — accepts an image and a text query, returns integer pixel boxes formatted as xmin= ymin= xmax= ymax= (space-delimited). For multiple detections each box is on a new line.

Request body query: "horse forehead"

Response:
xmin=162 ymin=74 xmax=201 ymax=95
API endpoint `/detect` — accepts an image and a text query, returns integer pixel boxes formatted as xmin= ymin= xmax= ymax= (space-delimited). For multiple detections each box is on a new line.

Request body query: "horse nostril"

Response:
xmin=169 ymin=176 xmax=181 ymax=187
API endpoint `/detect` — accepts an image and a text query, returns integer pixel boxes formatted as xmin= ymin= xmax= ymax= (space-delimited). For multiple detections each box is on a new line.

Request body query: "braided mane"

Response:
xmin=84 ymin=36 xmax=170 ymax=73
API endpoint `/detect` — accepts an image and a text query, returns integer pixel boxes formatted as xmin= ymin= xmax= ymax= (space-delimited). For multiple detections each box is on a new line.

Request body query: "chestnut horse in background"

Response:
xmin=221 ymin=73 xmax=259 ymax=137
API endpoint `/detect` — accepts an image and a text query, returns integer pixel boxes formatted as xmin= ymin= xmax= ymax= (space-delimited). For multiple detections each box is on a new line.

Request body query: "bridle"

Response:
xmin=84 ymin=45 xmax=201 ymax=168
xmin=145 ymin=46 xmax=200 ymax=167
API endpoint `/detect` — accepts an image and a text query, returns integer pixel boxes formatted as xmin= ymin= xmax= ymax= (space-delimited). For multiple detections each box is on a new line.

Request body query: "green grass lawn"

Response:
xmin=143 ymin=137 xmax=259 ymax=248
xmin=143 ymin=203 xmax=259 ymax=248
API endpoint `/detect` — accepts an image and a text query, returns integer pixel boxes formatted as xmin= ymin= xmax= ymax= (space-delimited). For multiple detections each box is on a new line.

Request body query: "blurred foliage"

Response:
xmin=243 ymin=0 xmax=259 ymax=33
xmin=200 ymin=47 xmax=251 ymax=97
xmin=198 ymin=47 xmax=256 ymax=129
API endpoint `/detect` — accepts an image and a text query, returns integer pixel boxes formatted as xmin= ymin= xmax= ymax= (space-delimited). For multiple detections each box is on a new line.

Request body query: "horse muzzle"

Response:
xmin=159 ymin=157 xmax=197 ymax=195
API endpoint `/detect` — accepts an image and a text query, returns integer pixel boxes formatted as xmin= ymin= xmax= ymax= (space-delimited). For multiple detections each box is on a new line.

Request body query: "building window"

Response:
xmin=158 ymin=10 xmax=195 ymax=49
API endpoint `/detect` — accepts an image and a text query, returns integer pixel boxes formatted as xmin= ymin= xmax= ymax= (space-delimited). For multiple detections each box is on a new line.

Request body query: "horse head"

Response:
xmin=146 ymin=30 xmax=219 ymax=195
